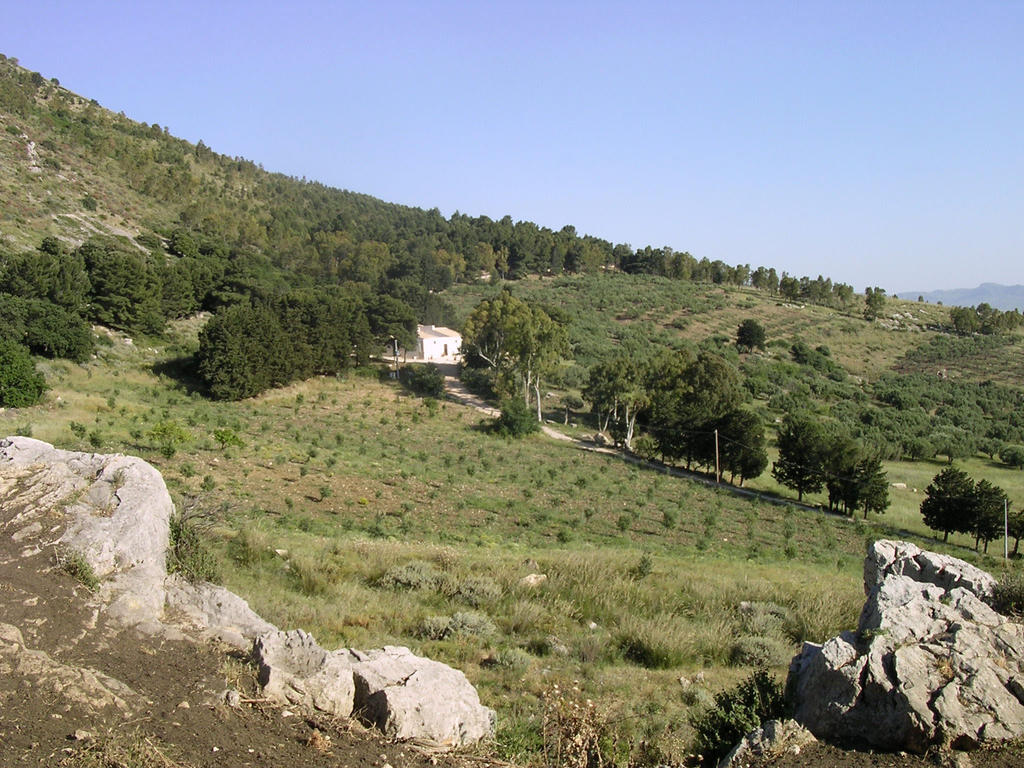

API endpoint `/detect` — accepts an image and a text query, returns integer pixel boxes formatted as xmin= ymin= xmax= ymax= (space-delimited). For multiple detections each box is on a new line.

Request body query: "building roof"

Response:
xmin=417 ymin=324 xmax=461 ymax=339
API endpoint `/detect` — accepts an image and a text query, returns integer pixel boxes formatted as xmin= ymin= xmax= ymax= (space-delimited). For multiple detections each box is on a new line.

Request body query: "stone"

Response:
xmin=719 ymin=718 xmax=816 ymax=768
xmin=352 ymin=646 xmax=495 ymax=747
xmin=863 ymin=539 xmax=995 ymax=599
xmin=788 ymin=540 xmax=1024 ymax=753
xmin=166 ymin=576 xmax=275 ymax=649
xmin=253 ymin=629 xmax=358 ymax=717
xmin=519 ymin=573 xmax=547 ymax=588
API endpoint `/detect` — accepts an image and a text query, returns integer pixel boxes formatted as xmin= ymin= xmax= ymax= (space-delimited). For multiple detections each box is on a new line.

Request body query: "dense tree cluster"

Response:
xmin=771 ymin=415 xmax=888 ymax=516
xmin=584 ymin=348 xmax=769 ymax=486
xmin=461 ymin=291 xmax=568 ymax=421
xmin=948 ymin=303 xmax=1023 ymax=335
xmin=196 ymin=288 xmax=407 ymax=400
xmin=920 ymin=468 xmax=1015 ymax=552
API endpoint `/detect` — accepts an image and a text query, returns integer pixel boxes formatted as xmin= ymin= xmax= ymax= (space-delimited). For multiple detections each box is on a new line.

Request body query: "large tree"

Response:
xmin=584 ymin=351 xmax=652 ymax=449
xmin=920 ymin=467 xmax=976 ymax=543
xmin=0 ymin=340 xmax=46 ymax=407
xmin=647 ymin=351 xmax=742 ymax=470
xmin=736 ymin=319 xmax=766 ymax=352
xmin=971 ymin=479 xmax=1008 ymax=553
xmin=462 ymin=291 xmax=567 ymax=421
xmin=716 ymin=408 xmax=768 ymax=486
xmin=772 ymin=415 xmax=828 ymax=502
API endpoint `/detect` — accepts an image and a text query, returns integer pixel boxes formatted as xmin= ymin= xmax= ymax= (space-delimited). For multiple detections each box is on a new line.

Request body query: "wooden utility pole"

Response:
xmin=714 ymin=429 xmax=720 ymax=484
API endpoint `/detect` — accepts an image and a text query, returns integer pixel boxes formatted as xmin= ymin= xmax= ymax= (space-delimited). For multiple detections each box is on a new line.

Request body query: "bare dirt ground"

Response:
xmin=0 ymin=525 xmax=497 ymax=768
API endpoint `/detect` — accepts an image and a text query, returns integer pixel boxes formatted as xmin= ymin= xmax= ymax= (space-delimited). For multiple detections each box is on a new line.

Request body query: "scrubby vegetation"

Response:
xmin=3 ymin=52 xmax=1024 ymax=764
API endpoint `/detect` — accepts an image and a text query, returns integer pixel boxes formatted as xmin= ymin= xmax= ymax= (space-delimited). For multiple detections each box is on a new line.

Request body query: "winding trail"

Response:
xmin=434 ymin=364 xmax=824 ymax=513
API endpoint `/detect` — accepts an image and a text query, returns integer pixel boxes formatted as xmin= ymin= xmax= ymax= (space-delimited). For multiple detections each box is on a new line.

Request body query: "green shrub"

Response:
xmin=57 ymin=548 xmax=99 ymax=592
xmin=492 ymin=398 xmax=539 ymax=437
xmin=690 ymin=670 xmax=786 ymax=764
xmin=992 ymin=570 xmax=1024 ymax=617
xmin=167 ymin=513 xmax=220 ymax=583
xmin=0 ymin=340 xmax=46 ymax=407
xmin=401 ymin=363 xmax=445 ymax=397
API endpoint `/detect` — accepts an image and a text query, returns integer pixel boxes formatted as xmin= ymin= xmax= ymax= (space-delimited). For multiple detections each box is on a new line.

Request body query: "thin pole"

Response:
xmin=1005 ymin=498 xmax=1009 ymax=561
xmin=714 ymin=429 xmax=720 ymax=484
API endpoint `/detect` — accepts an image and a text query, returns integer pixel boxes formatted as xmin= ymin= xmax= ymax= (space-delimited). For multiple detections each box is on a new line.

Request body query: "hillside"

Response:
xmin=3 ymin=51 xmax=1024 ymax=766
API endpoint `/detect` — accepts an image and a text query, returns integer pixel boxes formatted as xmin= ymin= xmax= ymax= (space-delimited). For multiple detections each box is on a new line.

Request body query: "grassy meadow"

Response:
xmin=4 ymin=316 xmax=1019 ymax=764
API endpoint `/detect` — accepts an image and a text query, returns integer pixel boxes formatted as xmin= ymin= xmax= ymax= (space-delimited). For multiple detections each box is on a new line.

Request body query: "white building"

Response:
xmin=415 ymin=324 xmax=462 ymax=362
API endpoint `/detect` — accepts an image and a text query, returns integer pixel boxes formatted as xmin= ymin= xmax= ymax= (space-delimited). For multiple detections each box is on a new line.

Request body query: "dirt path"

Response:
xmin=435 ymin=365 xmax=820 ymax=512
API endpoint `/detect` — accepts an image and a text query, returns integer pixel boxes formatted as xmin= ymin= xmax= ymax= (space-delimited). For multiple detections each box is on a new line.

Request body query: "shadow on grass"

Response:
xmin=152 ymin=355 xmax=207 ymax=397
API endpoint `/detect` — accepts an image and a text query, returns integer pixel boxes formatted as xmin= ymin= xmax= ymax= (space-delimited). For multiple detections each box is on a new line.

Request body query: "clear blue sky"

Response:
xmin=5 ymin=1 xmax=1022 ymax=292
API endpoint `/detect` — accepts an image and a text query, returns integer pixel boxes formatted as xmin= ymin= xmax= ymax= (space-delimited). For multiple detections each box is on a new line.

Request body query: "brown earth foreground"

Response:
xmin=0 ymin=524 xmax=498 ymax=768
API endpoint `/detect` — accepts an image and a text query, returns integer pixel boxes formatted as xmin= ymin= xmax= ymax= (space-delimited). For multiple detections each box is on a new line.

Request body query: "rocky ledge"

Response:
xmin=788 ymin=539 xmax=1023 ymax=753
xmin=0 ymin=436 xmax=494 ymax=749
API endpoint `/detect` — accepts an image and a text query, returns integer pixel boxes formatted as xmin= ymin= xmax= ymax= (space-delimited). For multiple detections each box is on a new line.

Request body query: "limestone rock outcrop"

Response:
xmin=351 ymin=645 xmax=497 ymax=747
xmin=788 ymin=539 xmax=1024 ymax=752
xmin=253 ymin=630 xmax=496 ymax=748
xmin=1 ymin=437 xmax=494 ymax=748
xmin=719 ymin=719 xmax=816 ymax=768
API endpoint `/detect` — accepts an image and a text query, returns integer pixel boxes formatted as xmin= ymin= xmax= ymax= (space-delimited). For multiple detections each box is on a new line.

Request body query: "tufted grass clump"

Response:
xmin=729 ymin=635 xmax=793 ymax=668
xmin=992 ymin=570 xmax=1024 ymax=617
xmin=57 ymin=548 xmax=100 ymax=592
xmin=167 ymin=513 xmax=221 ymax=584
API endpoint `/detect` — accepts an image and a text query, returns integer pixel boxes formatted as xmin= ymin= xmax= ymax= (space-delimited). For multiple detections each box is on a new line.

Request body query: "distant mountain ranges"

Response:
xmin=896 ymin=283 xmax=1024 ymax=312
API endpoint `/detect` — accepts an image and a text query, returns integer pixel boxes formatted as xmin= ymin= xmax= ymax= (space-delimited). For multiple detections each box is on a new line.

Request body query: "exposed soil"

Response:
xmin=0 ymin=521 xmax=495 ymax=768
xmin=744 ymin=739 xmax=1024 ymax=768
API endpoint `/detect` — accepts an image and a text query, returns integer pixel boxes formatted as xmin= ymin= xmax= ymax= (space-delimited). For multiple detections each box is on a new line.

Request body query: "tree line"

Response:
xmin=920 ymin=467 xmax=1022 ymax=553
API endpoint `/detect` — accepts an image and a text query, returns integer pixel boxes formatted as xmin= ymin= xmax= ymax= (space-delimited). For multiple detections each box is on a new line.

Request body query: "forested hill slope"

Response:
xmin=2 ymin=52 xmax=850 ymax=306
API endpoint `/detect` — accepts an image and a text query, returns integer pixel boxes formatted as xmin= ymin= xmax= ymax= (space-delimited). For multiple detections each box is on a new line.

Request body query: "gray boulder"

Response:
xmin=719 ymin=719 xmax=816 ymax=768
xmin=1 ymin=436 xmax=170 ymax=625
xmin=253 ymin=629 xmax=358 ymax=716
xmin=789 ymin=540 xmax=1024 ymax=752
xmin=863 ymin=539 xmax=996 ymax=599
xmin=166 ymin=577 xmax=277 ymax=649
xmin=352 ymin=645 xmax=496 ymax=747
xmin=253 ymin=631 xmax=495 ymax=748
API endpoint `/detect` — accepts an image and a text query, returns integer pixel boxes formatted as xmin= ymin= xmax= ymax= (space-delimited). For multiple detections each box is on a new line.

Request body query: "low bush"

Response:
xmin=992 ymin=570 xmax=1024 ymax=617
xmin=456 ymin=575 xmax=501 ymax=607
xmin=690 ymin=670 xmax=786 ymax=764
xmin=167 ymin=513 xmax=220 ymax=583
xmin=416 ymin=611 xmax=496 ymax=640
xmin=401 ymin=363 xmax=445 ymax=398
xmin=729 ymin=635 xmax=792 ymax=668
xmin=491 ymin=397 xmax=540 ymax=437
xmin=377 ymin=560 xmax=439 ymax=591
